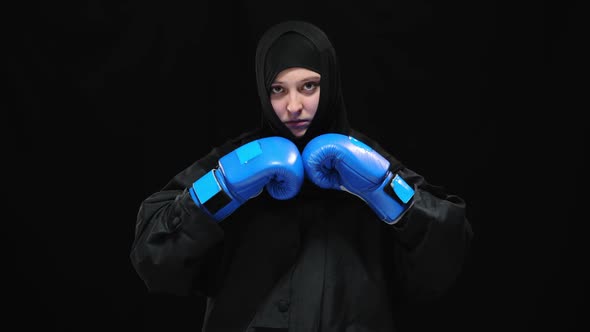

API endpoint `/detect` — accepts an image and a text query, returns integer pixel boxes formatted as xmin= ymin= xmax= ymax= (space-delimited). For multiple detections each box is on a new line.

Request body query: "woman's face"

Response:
xmin=270 ymin=67 xmax=321 ymax=137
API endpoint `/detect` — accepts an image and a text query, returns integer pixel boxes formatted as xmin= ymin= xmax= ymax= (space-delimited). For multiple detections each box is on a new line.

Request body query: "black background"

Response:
xmin=15 ymin=1 xmax=586 ymax=331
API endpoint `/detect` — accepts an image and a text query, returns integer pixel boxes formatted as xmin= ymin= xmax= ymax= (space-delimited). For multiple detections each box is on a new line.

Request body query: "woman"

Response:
xmin=130 ymin=20 xmax=473 ymax=332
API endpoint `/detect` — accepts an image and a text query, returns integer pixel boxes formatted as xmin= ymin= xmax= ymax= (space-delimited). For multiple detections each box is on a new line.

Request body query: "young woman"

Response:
xmin=130 ymin=20 xmax=473 ymax=332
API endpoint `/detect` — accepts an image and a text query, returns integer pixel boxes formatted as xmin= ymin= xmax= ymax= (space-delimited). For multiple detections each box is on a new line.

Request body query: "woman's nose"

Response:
xmin=286 ymin=93 xmax=303 ymax=113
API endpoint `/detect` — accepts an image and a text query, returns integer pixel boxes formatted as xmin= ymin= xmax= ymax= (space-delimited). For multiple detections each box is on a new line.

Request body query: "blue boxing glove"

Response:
xmin=189 ymin=136 xmax=304 ymax=222
xmin=302 ymin=133 xmax=415 ymax=224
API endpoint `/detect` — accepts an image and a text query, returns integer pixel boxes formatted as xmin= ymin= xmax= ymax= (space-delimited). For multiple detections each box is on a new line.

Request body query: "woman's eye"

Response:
xmin=270 ymin=86 xmax=283 ymax=94
xmin=303 ymin=82 xmax=318 ymax=91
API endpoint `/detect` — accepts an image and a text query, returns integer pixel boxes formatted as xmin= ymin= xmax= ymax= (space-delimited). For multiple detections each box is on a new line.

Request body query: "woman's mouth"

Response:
xmin=285 ymin=120 xmax=309 ymax=129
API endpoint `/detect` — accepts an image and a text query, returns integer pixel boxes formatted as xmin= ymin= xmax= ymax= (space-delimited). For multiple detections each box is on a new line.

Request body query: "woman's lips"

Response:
xmin=285 ymin=120 xmax=309 ymax=129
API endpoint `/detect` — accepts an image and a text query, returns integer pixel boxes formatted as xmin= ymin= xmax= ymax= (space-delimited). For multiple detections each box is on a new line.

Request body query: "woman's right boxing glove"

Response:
xmin=189 ymin=136 xmax=304 ymax=222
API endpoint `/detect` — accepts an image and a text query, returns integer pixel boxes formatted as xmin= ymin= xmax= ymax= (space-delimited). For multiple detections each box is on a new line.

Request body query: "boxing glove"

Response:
xmin=302 ymin=133 xmax=414 ymax=224
xmin=189 ymin=136 xmax=304 ymax=221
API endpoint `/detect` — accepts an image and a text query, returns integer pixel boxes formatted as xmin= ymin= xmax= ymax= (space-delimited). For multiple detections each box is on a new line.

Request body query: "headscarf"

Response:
xmin=254 ymin=20 xmax=351 ymax=151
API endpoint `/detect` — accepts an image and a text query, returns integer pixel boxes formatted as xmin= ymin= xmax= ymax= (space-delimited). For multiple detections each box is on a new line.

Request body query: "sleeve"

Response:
xmin=388 ymin=166 xmax=474 ymax=304
xmin=349 ymin=129 xmax=473 ymax=303
xmin=129 ymin=142 xmax=238 ymax=297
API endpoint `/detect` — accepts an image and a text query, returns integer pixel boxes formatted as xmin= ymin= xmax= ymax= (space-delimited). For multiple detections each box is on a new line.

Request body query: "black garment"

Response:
xmin=130 ymin=20 xmax=473 ymax=332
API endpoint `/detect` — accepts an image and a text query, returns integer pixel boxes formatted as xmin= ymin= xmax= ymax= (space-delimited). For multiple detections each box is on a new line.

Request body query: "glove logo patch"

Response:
xmin=236 ymin=140 xmax=263 ymax=164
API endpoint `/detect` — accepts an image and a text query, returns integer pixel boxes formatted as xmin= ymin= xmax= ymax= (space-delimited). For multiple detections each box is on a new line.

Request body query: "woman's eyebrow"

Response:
xmin=273 ymin=76 xmax=321 ymax=84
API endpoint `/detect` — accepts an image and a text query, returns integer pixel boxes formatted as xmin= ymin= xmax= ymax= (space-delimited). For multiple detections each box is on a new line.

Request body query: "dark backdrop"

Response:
xmin=15 ymin=1 xmax=586 ymax=331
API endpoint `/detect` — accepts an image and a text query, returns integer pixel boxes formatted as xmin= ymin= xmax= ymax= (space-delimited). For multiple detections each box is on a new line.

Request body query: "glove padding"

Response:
xmin=190 ymin=136 xmax=304 ymax=221
xmin=302 ymin=133 xmax=414 ymax=224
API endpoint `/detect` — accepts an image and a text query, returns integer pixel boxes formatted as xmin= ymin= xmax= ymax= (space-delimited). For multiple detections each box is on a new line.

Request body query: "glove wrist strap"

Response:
xmin=189 ymin=169 xmax=239 ymax=221
xmin=371 ymin=173 xmax=415 ymax=224
xmin=384 ymin=174 xmax=415 ymax=205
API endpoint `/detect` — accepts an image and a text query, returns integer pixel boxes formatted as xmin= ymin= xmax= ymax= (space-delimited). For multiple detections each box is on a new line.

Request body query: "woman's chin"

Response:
xmin=290 ymin=129 xmax=308 ymax=137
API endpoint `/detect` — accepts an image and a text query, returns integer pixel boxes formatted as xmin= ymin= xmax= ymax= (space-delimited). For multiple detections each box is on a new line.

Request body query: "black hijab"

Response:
xmin=255 ymin=20 xmax=351 ymax=151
